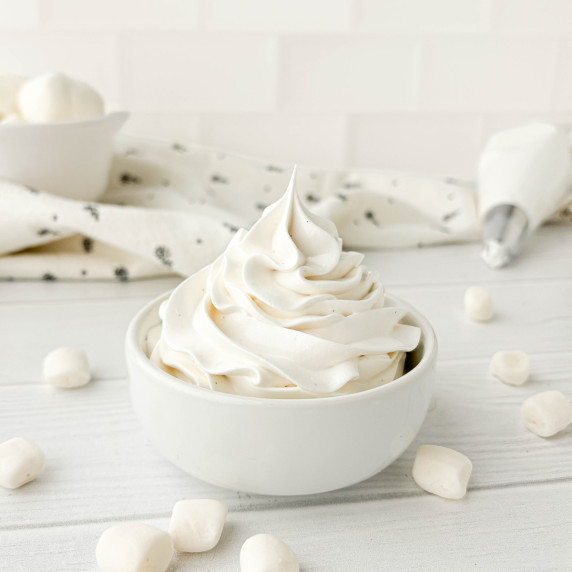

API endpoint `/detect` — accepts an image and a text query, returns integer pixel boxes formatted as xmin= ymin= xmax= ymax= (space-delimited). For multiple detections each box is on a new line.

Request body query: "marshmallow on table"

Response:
xmin=240 ymin=534 xmax=300 ymax=572
xmin=521 ymin=390 xmax=572 ymax=437
xmin=169 ymin=498 xmax=227 ymax=553
xmin=0 ymin=73 xmax=25 ymax=118
xmin=96 ymin=522 xmax=173 ymax=572
xmin=490 ymin=351 xmax=530 ymax=386
xmin=412 ymin=444 xmax=472 ymax=500
xmin=18 ymin=72 xmax=104 ymax=123
xmin=43 ymin=347 xmax=91 ymax=389
xmin=0 ymin=437 xmax=45 ymax=489
xmin=464 ymin=286 xmax=493 ymax=322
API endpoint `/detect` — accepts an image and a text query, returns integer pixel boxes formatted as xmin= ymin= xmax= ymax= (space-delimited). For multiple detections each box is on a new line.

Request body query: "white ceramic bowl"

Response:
xmin=126 ymin=292 xmax=437 ymax=496
xmin=0 ymin=112 xmax=128 ymax=201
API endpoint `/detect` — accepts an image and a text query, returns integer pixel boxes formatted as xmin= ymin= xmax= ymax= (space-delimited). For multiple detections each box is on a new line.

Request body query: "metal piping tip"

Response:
xmin=481 ymin=240 xmax=514 ymax=269
xmin=480 ymin=204 xmax=529 ymax=270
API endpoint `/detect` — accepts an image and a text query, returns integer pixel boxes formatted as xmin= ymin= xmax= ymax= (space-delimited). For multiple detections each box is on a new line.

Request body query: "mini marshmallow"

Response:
xmin=96 ymin=522 xmax=173 ymax=572
xmin=0 ymin=73 xmax=25 ymax=118
xmin=412 ymin=444 xmax=472 ymax=500
xmin=464 ymin=286 xmax=493 ymax=322
xmin=521 ymin=390 xmax=572 ymax=437
xmin=169 ymin=498 xmax=227 ymax=553
xmin=0 ymin=437 xmax=45 ymax=489
xmin=43 ymin=347 xmax=91 ymax=389
xmin=18 ymin=72 xmax=104 ymax=123
xmin=240 ymin=534 xmax=300 ymax=572
xmin=490 ymin=351 xmax=530 ymax=386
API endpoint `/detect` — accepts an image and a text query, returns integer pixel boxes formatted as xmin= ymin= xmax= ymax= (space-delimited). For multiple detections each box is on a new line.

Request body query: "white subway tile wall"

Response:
xmin=357 ymin=0 xmax=492 ymax=34
xmin=2 ymin=0 xmax=571 ymax=177
xmin=492 ymin=0 xmax=572 ymax=35
xmin=348 ymin=113 xmax=482 ymax=177
xmin=0 ymin=0 xmax=41 ymax=29
xmin=553 ymin=40 xmax=572 ymax=112
xmin=280 ymin=37 xmax=422 ymax=112
xmin=122 ymin=33 xmax=277 ymax=112
xmin=48 ymin=0 xmax=200 ymax=30
xmin=200 ymin=113 xmax=348 ymax=167
xmin=204 ymin=0 xmax=353 ymax=33
xmin=420 ymin=38 xmax=557 ymax=112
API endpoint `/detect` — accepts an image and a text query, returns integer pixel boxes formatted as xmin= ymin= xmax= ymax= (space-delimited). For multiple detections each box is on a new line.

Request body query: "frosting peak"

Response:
xmin=246 ymin=166 xmax=340 ymax=272
xmin=150 ymin=169 xmax=420 ymax=398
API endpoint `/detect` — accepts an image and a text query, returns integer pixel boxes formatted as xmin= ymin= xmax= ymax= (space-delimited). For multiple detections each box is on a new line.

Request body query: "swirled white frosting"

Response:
xmin=149 ymin=170 xmax=420 ymax=398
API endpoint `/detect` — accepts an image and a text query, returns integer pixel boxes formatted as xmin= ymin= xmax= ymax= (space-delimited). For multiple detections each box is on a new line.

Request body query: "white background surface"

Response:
xmin=1 ymin=0 xmax=572 ymax=176
xmin=1 ymin=224 xmax=571 ymax=570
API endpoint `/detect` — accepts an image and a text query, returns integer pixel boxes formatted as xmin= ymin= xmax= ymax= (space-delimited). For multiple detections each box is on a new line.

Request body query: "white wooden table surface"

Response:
xmin=1 ymin=225 xmax=571 ymax=571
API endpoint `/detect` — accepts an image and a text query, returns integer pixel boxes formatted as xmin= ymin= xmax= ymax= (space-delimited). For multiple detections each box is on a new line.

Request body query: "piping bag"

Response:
xmin=477 ymin=122 xmax=572 ymax=269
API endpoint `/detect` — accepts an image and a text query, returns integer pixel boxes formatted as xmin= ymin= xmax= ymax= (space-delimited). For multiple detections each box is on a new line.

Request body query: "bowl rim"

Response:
xmin=126 ymin=290 xmax=437 ymax=409
xmin=0 ymin=110 xmax=129 ymax=129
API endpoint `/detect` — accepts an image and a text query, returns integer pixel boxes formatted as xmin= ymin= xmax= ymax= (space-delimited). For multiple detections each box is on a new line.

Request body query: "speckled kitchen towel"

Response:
xmin=0 ymin=135 xmax=485 ymax=281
